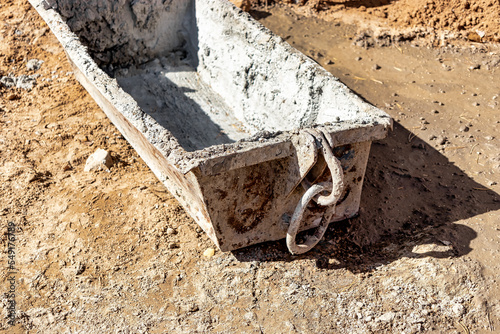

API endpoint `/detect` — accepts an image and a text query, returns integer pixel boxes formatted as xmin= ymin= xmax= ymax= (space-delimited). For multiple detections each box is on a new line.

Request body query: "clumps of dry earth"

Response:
xmin=245 ymin=0 xmax=500 ymax=46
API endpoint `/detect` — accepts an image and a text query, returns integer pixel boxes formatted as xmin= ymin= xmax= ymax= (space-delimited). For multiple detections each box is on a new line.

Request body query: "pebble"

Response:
xmin=373 ymin=64 xmax=381 ymax=70
xmin=166 ymin=227 xmax=177 ymax=235
xmin=203 ymin=248 xmax=215 ymax=258
xmin=27 ymin=59 xmax=44 ymax=71
xmin=378 ymin=312 xmax=396 ymax=322
xmin=437 ymin=135 xmax=447 ymax=145
xmin=451 ymin=303 xmax=465 ymax=317
xmin=326 ymin=60 xmax=334 ymax=65
xmin=74 ymin=134 xmax=88 ymax=142
xmin=459 ymin=125 xmax=469 ymax=132
xmin=168 ymin=243 xmax=180 ymax=249
xmin=183 ymin=303 xmax=199 ymax=313
xmin=46 ymin=123 xmax=60 ymax=129
xmin=84 ymin=148 xmax=113 ymax=172
xmin=355 ymin=57 xmax=362 ymax=61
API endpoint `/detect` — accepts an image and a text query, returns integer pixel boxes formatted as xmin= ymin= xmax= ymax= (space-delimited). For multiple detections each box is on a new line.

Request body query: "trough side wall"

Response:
xmin=46 ymin=0 xmax=191 ymax=66
xmin=193 ymin=0 xmax=379 ymax=135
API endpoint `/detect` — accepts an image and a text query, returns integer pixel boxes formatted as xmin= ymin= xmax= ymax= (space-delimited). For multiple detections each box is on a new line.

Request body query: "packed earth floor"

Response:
xmin=1 ymin=0 xmax=499 ymax=333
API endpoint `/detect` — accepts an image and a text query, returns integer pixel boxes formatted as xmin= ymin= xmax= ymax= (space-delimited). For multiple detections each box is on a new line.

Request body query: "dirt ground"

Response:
xmin=1 ymin=0 xmax=499 ymax=333
xmin=247 ymin=0 xmax=500 ymax=43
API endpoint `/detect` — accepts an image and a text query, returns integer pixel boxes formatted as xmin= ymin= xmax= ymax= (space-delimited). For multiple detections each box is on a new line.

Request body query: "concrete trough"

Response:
xmin=30 ymin=0 xmax=392 ymax=253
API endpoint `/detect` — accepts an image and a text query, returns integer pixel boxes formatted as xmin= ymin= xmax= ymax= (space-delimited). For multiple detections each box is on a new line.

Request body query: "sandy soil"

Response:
xmin=248 ymin=0 xmax=500 ymax=43
xmin=1 ymin=0 xmax=499 ymax=333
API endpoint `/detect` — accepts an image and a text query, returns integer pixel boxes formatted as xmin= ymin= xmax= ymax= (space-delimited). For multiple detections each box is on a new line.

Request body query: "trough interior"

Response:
xmin=50 ymin=0 xmax=377 ymax=152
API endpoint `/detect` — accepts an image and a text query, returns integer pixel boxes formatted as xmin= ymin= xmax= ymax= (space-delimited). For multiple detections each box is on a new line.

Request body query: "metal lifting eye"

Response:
xmin=286 ymin=129 xmax=345 ymax=255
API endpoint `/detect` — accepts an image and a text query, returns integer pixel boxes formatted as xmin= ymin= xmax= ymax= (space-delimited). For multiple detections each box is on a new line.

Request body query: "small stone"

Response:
xmin=203 ymin=248 xmax=215 ymax=258
xmin=473 ymin=102 xmax=480 ymax=107
xmin=74 ymin=134 xmax=88 ymax=142
xmin=429 ymin=135 xmax=437 ymax=140
xmin=378 ymin=312 xmax=396 ymax=322
xmin=26 ymin=59 xmax=44 ymax=71
xmin=437 ymin=135 xmax=448 ymax=145
xmin=488 ymin=181 xmax=497 ymax=186
xmin=166 ymin=227 xmax=176 ymax=235
xmin=183 ymin=303 xmax=199 ymax=313
xmin=459 ymin=125 xmax=469 ymax=132
xmin=75 ymin=262 xmax=86 ymax=275
xmin=7 ymin=93 xmax=20 ymax=100
xmin=485 ymin=136 xmax=494 ymax=140
xmin=432 ymin=109 xmax=439 ymax=114
xmin=451 ymin=303 xmax=465 ymax=317
xmin=355 ymin=57 xmax=362 ymax=61
xmin=373 ymin=64 xmax=381 ymax=70
xmin=46 ymin=123 xmax=60 ymax=129
xmin=326 ymin=60 xmax=334 ymax=65
xmin=84 ymin=148 xmax=113 ymax=172
xmin=168 ymin=242 xmax=179 ymax=249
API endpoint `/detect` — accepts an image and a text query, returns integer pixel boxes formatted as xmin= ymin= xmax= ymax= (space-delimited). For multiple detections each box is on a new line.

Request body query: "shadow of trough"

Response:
xmin=116 ymin=67 xmax=236 ymax=152
xmin=233 ymin=121 xmax=500 ymax=272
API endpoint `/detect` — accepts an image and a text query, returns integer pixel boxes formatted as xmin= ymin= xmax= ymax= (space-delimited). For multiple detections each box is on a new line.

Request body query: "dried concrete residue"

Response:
xmin=27 ymin=58 xmax=44 ymax=71
xmin=116 ymin=55 xmax=254 ymax=152
xmin=0 ymin=74 xmax=39 ymax=90
xmin=194 ymin=0 xmax=383 ymax=135
xmin=45 ymin=0 xmax=191 ymax=66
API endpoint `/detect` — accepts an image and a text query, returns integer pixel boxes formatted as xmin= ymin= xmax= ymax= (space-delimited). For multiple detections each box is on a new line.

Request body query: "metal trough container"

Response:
xmin=31 ymin=0 xmax=392 ymax=253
